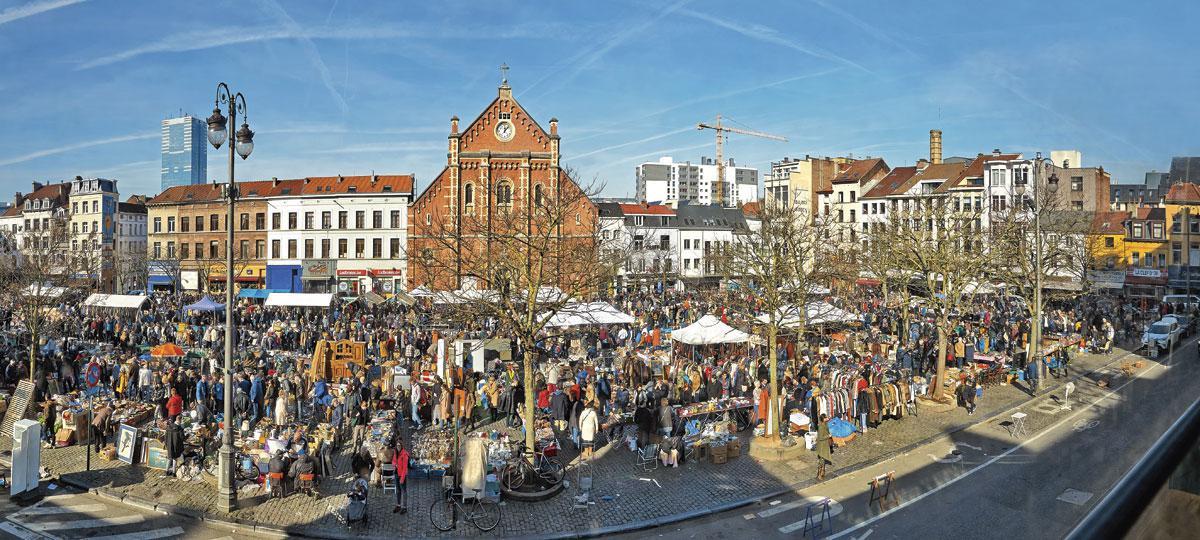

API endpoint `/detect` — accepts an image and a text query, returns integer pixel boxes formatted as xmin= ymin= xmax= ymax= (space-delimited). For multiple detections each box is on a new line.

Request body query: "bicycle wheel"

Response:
xmin=429 ymin=497 xmax=456 ymax=532
xmin=735 ymin=409 xmax=751 ymax=432
xmin=538 ymin=456 xmax=563 ymax=478
xmin=470 ymin=499 xmax=501 ymax=532
xmin=501 ymin=463 xmax=525 ymax=491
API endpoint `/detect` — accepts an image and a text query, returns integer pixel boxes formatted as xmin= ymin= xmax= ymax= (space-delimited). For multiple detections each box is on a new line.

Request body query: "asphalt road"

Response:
xmin=0 ymin=487 xmax=270 ymax=540
xmin=626 ymin=337 xmax=1199 ymax=540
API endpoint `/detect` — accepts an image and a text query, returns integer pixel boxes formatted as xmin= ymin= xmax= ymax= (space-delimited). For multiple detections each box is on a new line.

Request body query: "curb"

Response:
xmin=27 ymin=342 xmax=1162 ymax=539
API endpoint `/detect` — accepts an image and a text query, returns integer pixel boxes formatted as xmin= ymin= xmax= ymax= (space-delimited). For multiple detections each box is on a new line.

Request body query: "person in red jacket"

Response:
xmin=392 ymin=439 xmax=410 ymax=513
xmin=166 ymin=388 xmax=184 ymax=422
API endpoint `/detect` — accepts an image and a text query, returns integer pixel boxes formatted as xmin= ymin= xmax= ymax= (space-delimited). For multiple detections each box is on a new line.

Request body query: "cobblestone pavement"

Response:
xmin=1 ymin=344 xmax=1138 ymax=538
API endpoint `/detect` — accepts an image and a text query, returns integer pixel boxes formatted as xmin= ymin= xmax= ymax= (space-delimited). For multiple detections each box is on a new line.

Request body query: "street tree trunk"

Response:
xmin=522 ymin=337 xmax=537 ymax=457
xmin=933 ymin=323 xmax=948 ymax=401
xmin=765 ymin=323 xmax=779 ymax=437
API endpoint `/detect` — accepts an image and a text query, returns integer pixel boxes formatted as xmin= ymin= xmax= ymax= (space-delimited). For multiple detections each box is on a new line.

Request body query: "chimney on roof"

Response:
xmin=549 ymin=117 xmax=558 ymax=137
xmin=916 ymin=158 xmax=930 ymax=170
xmin=929 ymin=129 xmax=942 ymax=165
xmin=31 ymin=182 xmax=43 ymax=192
xmin=992 ymin=148 xmax=1001 ymax=157
xmin=337 ymin=175 xmax=343 ymax=183
xmin=303 ymin=178 xmax=310 ymax=185
xmin=272 ymin=177 xmax=279 ymax=187
xmin=450 ymin=116 xmax=459 ymax=135
xmin=371 ymin=174 xmax=378 ymax=185
xmin=14 ymin=192 xmax=22 ymax=206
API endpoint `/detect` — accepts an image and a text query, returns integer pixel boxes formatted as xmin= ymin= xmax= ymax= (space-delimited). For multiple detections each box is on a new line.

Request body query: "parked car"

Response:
xmin=1143 ymin=317 xmax=1184 ymax=350
xmin=1170 ymin=314 xmax=1197 ymax=337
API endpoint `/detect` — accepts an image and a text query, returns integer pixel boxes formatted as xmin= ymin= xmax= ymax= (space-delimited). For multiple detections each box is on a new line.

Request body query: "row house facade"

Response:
xmin=597 ymin=202 xmax=679 ymax=292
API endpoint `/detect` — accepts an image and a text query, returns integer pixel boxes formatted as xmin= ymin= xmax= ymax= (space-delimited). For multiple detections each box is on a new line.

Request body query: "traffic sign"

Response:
xmin=85 ymin=362 xmax=101 ymax=388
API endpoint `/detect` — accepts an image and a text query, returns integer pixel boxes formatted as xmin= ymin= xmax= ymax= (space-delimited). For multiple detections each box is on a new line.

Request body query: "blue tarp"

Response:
xmin=828 ymin=418 xmax=857 ymax=438
xmin=238 ymin=288 xmax=285 ymax=299
xmin=183 ymin=295 xmax=225 ymax=312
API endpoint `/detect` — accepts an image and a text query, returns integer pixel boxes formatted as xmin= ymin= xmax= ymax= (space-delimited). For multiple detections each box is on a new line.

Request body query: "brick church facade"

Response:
xmin=407 ymin=80 xmax=597 ymax=290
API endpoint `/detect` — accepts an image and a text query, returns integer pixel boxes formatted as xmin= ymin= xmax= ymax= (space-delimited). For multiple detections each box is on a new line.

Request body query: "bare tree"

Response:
xmin=888 ymin=197 xmax=991 ymax=401
xmin=420 ymin=168 xmax=622 ymax=456
xmin=716 ymin=202 xmax=846 ymax=437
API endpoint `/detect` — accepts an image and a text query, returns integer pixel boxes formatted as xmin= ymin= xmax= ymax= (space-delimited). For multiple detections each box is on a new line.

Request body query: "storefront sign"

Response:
xmin=1128 ymin=268 xmax=1163 ymax=279
xmin=1087 ymin=270 xmax=1125 ymax=289
xmin=370 ymin=269 xmax=404 ymax=277
xmin=336 ymin=269 xmax=367 ymax=277
xmin=180 ymin=270 xmax=199 ymax=291
xmin=303 ymin=260 xmax=334 ymax=277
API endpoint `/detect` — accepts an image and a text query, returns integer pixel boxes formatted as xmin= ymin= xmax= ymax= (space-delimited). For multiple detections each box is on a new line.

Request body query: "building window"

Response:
xmin=288 ymin=212 xmax=297 ymax=230
xmin=355 ymin=211 xmax=365 ymax=229
xmin=1071 ymin=176 xmax=1083 ymax=191
xmin=390 ymin=238 xmax=400 ymax=259
xmin=195 ymin=243 xmax=202 ymax=260
xmin=991 ymin=195 xmax=1007 ymax=212
xmin=240 ymin=240 xmax=249 ymax=259
xmin=271 ymin=240 xmax=280 ymax=258
xmin=496 ymin=182 xmax=513 ymax=207
xmin=181 ymin=218 xmax=189 ymax=232
xmin=1159 ymin=253 xmax=1167 ymax=268
xmin=209 ymin=241 xmax=219 ymax=259
xmin=304 ymin=239 xmax=313 ymax=258
xmin=287 ymin=239 xmax=297 ymax=259
xmin=255 ymin=240 xmax=265 ymax=259
xmin=304 ymin=212 xmax=314 ymax=230
xmin=210 ymin=214 xmax=219 ymax=231
xmin=153 ymin=217 xmax=161 ymax=233
xmin=255 ymin=212 xmax=265 ymax=230
xmin=196 ymin=216 xmax=204 ymax=232
xmin=355 ymin=238 xmax=365 ymax=258
xmin=180 ymin=243 xmax=189 ymax=259
xmin=372 ymin=238 xmax=382 ymax=258
xmin=337 ymin=239 xmax=347 ymax=258
xmin=1107 ymin=237 xmax=1116 ymax=248
xmin=1173 ymin=242 xmax=1181 ymax=264
xmin=272 ymin=213 xmax=281 ymax=229
xmin=318 ymin=211 xmax=329 ymax=229
xmin=373 ymin=211 xmax=382 ymax=229
xmin=167 ymin=217 xmax=175 ymax=232
xmin=1152 ymin=223 xmax=1164 ymax=239
xmin=321 ymin=239 xmax=330 ymax=258
xmin=1132 ymin=252 xmax=1140 ymax=266
xmin=338 ymin=211 xmax=347 ymax=229
xmin=390 ymin=210 xmax=401 ymax=229
xmin=239 ymin=213 xmax=249 ymax=230
xmin=1133 ymin=223 xmax=1143 ymax=238
xmin=534 ymin=184 xmax=544 ymax=207
xmin=464 ymin=183 xmax=474 ymax=206
xmin=152 ymin=242 xmax=161 ymax=259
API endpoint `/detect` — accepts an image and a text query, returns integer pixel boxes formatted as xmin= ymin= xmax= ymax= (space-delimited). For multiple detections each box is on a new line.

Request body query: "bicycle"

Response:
xmin=500 ymin=442 xmax=563 ymax=491
xmin=429 ymin=488 xmax=501 ymax=532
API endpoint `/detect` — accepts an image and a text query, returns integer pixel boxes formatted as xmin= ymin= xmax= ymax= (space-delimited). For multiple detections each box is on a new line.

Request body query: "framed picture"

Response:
xmin=146 ymin=445 xmax=170 ymax=470
xmin=116 ymin=424 xmax=139 ymax=464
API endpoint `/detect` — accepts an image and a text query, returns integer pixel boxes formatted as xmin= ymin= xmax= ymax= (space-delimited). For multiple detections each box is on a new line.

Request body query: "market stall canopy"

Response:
xmin=433 ymin=289 xmax=500 ymax=304
xmin=962 ymin=281 xmax=1004 ymax=296
xmin=24 ymin=284 xmax=67 ymax=298
xmin=390 ymin=290 xmax=416 ymax=306
xmin=151 ymin=343 xmax=185 ymax=357
xmin=409 ymin=286 xmax=434 ymax=298
xmin=238 ymin=288 xmax=285 ymax=299
xmin=672 ymin=315 xmax=751 ymax=345
xmin=264 ymin=292 xmax=334 ymax=308
xmin=759 ymin=302 xmax=860 ymax=327
xmin=358 ymin=291 xmax=386 ymax=306
xmin=183 ymin=295 xmax=225 ymax=312
xmin=542 ymin=302 xmax=637 ymax=328
xmin=82 ymin=293 xmax=148 ymax=310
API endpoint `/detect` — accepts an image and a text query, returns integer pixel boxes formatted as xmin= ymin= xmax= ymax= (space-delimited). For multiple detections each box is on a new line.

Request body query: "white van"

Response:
xmin=1163 ymin=295 xmax=1200 ymax=312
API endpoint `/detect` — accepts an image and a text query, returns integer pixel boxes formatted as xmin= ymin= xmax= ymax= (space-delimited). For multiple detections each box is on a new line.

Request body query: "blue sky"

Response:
xmin=0 ymin=0 xmax=1197 ymax=200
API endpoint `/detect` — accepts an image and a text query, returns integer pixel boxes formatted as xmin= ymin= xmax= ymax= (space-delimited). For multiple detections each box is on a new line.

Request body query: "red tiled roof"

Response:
xmin=1165 ymin=182 xmax=1200 ymax=203
xmin=862 ymin=167 xmax=917 ymax=198
xmin=1092 ymin=211 xmax=1129 ymax=233
xmin=934 ymin=154 xmax=988 ymax=193
xmin=1133 ymin=207 xmax=1165 ymax=221
xmin=741 ymin=201 xmax=761 ymax=217
xmin=2 ymin=205 xmax=21 ymax=217
xmin=26 ymin=183 xmax=69 ymax=201
xmin=149 ymin=175 xmax=414 ymax=205
xmin=831 ymin=158 xmax=887 ymax=184
xmin=297 ymin=175 xmax=413 ymax=196
xmin=619 ymin=202 xmax=675 ymax=216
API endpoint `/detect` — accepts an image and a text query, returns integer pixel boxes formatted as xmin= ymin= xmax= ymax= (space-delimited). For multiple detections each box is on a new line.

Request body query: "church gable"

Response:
xmin=457 ymin=91 xmax=552 ymax=153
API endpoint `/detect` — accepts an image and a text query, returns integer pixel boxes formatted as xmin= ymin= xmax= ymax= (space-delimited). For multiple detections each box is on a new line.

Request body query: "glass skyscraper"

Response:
xmin=160 ymin=115 xmax=207 ymax=191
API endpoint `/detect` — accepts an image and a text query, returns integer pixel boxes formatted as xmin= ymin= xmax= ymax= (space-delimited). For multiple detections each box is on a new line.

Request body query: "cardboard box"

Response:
xmin=55 ymin=428 xmax=74 ymax=446
xmin=727 ymin=439 xmax=741 ymax=457
xmin=710 ymin=444 xmax=728 ymax=464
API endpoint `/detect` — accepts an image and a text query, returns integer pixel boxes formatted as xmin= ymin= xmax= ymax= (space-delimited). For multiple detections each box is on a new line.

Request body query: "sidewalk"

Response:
xmin=4 ymin=344 xmax=1138 ymax=539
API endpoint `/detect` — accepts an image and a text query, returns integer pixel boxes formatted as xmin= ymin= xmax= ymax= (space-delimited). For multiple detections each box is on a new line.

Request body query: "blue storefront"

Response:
xmin=266 ymin=264 xmax=302 ymax=293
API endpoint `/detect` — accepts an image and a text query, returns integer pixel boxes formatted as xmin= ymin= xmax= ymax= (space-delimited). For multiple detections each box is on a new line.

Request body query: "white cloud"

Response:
xmin=0 ymin=132 xmax=156 ymax=167
xmin=0 ymin=0 xmax=85 ymax=26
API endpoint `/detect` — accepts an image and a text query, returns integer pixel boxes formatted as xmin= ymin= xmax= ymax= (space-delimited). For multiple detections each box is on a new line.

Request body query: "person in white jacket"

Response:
xmin=579 ymin=401 xmax=599 ymax=460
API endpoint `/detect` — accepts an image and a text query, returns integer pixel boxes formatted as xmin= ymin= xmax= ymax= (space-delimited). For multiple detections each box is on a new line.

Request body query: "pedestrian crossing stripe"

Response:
xmin=17 ymin=515 xmax=144 ymax=532
xmin=12 ymin=504 xmax=107 ymax=516
xmin=775 ymin=497 xmax=844 ymax=534
xmin=89 ymin=526 xmax=185 ymax=540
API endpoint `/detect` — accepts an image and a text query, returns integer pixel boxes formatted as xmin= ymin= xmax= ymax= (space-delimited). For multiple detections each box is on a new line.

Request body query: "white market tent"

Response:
xmin=24 ymin=284 xmax=67 ymax=298
xmin=671 ymin=315 xmax=751 ymax=345
xmin=82 ymin=293 xmax=148 ymax=310
xmin=759 ymin=301 xmax=860 ymax=328
xmin=264 ymin=292 xmax=334 ymax=308
xmin=409 ymin=286 xmax=435 ymax=298
xmin=542 ymin=302 xmax=636 ymax=328
xmin=432 ymin=289 xmax=500 ymax=305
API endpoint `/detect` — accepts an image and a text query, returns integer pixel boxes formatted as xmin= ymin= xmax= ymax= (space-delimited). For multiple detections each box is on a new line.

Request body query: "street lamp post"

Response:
xmin=205 ymin=82 xmax=255 ymax=513
xmin=1018 ymin=155 xmax=1058 ymax=389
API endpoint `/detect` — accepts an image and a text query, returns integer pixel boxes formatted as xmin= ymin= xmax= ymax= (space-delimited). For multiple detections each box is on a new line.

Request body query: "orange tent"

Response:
xmin=151 ymin=343 xmax=185 ymax=357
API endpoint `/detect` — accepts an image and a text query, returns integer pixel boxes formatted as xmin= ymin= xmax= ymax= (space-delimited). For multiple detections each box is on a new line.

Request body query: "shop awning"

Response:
xmin=147 ymin=275 xmax=174 ymax=285
xmin=264 ymin=292 xmax=334 ymax=308
xmin=238 ymin=288 xmax=286 ymax=299
xmin=82 ymin=293 xmax=148 ymax=309
xmin=390 ymin=290 xmax=416 ymax=306
xmin=409 ymin=286 xmax=435 ymax=298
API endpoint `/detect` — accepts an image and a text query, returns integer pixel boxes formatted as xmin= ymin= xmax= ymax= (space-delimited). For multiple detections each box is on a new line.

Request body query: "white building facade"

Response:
xmin=636 ymin=156 xmax=759 ymax=208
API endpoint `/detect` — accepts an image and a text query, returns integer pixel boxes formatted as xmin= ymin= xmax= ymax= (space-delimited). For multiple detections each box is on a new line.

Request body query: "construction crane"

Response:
xmin=697 ymin=115 xmax=787 ymax=207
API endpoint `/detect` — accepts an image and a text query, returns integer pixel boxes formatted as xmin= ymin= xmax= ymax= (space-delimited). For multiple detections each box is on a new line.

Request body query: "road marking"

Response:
xmin=927 ymin=453 xmax=961 ymax=464
xmin=769 ymin=500 xmax=782 ymax=505
xmin=853 ymin=530 xmax=874 ymax=540
xmin=19 ymin=515 xmax=144 ymax=532
xmin=89 ymin=526 xmax=186 ymax=540
xmin=957 ymin=443 xmax=983 ymax=451
xmin=743 ymin=513 xmax=757 ymax=520
xmin=759 ymin=500 xmax=804 ymax=517
xmin=1056 ymin=489 xmax=1094 ymax=506
xmin=12 ymin=504 xmax=107 ymax=516
xmin=777 ymin=498 xmax=844 ymax=533
xmin=828 ymin=349 xmax=1170 ymax=539
xmin=0 ymin=521 xmax=46 ymax=540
